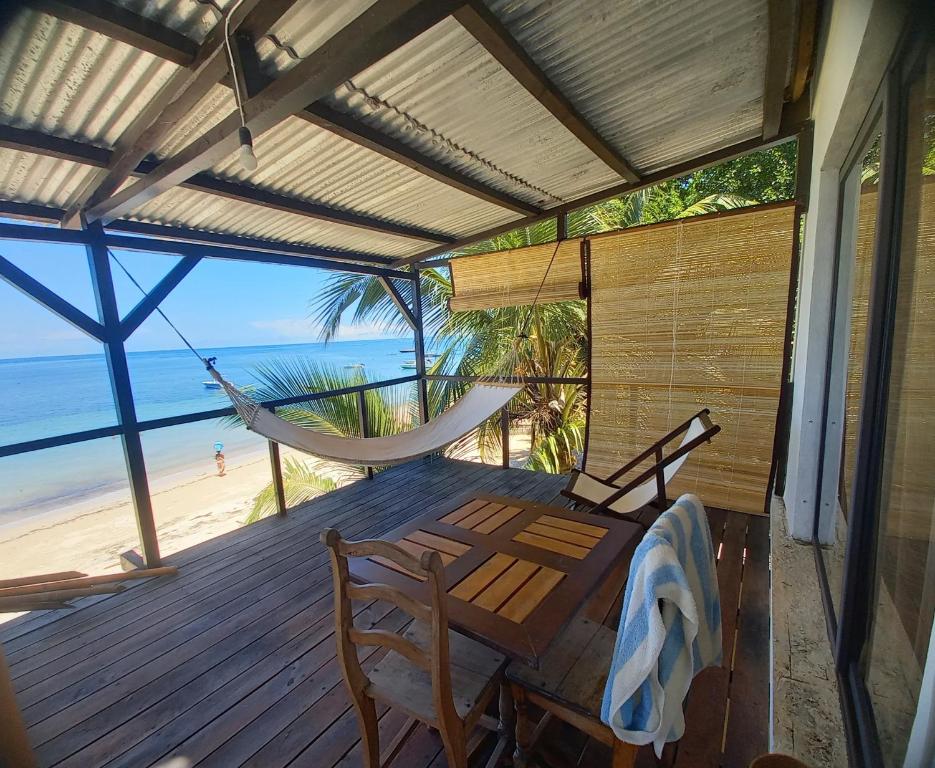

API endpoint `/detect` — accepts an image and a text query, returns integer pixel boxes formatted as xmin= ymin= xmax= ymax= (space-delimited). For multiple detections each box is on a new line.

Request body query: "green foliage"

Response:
xmin=286 ymin=143 xmax=799 ymax=479
xmin=570 ymin=144 xmax=798 ymax=235
xmin=247 ymin=457 xmax=337 ymax=523
xmin=240 ymin=360 xmax=415 ymax=522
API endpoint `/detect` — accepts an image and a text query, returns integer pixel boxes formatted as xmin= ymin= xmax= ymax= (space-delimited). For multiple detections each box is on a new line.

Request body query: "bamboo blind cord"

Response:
xmin=479 ymin=238 xmax=564 ymax=384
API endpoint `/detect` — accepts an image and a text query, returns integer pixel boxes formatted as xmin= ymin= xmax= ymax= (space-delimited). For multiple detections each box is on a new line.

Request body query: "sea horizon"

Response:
xmin=0 ymin=337 xmax=424 ymax=525
xmin=0 ymin=335 xmax=411 ymax=364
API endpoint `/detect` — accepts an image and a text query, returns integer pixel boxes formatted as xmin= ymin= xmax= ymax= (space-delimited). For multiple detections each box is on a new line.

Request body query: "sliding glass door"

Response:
xmin=814 ymin=18 xmax=935 ymax=768
xmin=864 ymin=48 xmax=935 ymax=765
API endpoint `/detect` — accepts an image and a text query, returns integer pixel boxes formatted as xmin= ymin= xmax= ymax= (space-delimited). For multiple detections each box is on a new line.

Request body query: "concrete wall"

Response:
xmin=783 ymin=0 xmax=909 ymax=542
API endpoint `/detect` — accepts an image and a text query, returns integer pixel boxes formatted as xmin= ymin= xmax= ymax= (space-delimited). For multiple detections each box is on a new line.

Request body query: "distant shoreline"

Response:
xmin=0 ymin=336 xmax=411 ymax=365
xmin=0 ymin=440 xmax=272 ymax=538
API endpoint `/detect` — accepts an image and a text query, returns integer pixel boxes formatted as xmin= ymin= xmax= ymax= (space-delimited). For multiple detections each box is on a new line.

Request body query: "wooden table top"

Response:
xmin=347 ymin=492 xmax=643 ymax=667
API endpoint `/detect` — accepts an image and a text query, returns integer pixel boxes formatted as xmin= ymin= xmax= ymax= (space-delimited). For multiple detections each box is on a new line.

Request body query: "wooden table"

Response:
xmin=347 ymin=492 xmax=642 ymax=667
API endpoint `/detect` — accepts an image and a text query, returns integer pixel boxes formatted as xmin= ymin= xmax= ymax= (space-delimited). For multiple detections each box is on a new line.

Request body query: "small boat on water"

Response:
xmin=344 ymin=363 xmax=366 ymax=369
xmin=202 ymin=380 xmax=222 ymax=390
xmin=400 ymin=361 xmax=417 ymax=370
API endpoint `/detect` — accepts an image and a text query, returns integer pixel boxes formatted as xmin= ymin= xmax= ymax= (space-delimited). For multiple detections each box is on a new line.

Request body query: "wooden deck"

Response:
xmin=0 ymin=458 xmax=769 ymax=768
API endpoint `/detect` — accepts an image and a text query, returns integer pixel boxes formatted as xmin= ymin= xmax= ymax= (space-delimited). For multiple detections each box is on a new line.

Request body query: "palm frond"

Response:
xmin=246 ymin=457 xmax=339 ymax=523
xmin=676 ymin=193 xmax=759 ymax=218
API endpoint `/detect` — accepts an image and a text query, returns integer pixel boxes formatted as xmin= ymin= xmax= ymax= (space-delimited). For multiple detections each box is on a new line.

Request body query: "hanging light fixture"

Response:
xmin=237 ymin=126 xmax=257 ymax=171
xmin=223 ymin=0 xmax=258 ymax=172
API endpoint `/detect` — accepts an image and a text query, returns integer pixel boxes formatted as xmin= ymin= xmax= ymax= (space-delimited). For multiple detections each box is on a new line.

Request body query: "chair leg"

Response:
xmin=351 ymin=696 xmax=381 ymax=768
xmin=611 ymin=739 xmax=638 ymax=768
xmin=439 ymin=722 xmax=469 ymax=768
xmin=512 ymin=684 xmax=533 ymax=768
xmin=481 ymin=683 xmax=514 ymax=768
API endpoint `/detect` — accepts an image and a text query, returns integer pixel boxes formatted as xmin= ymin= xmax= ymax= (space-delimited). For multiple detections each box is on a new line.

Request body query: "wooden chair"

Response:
xmin=322 ymin=528 xmax=511 ymax=768
xmin=563 ymin=408 xmax=720 ymax=519
xmin=506 ymin=616 xmax=638 ymax=768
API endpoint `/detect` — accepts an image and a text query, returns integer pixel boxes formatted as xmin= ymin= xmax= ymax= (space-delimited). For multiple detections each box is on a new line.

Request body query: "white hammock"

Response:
xmin=208 ymin=367 xmax=521 ymax=466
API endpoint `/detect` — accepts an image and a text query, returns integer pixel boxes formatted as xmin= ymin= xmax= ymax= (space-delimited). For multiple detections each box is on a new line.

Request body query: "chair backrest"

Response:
xmin=321 ymin=529 xmax=463 ymax=735
xmin=570 ymin=409 xmax=720 ymax=515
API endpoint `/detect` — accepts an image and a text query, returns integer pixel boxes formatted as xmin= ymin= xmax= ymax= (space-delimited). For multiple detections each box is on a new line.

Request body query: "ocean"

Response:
xmin=0 ymin=339 xmax=419 ymax=526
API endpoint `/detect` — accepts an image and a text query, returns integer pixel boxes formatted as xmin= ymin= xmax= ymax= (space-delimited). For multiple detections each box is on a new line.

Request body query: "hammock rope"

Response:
xmin=107 ymin=235 xmax=564 ymax=465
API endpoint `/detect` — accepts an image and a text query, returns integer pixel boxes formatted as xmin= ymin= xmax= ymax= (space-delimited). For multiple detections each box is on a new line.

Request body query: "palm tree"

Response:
xmin=307 ymin=185 xmax=763 ymax=476
xmin=233 ymin=359 xmax=415 ymax=521
xmin=311 ymin=265 xmax=588 ymax=473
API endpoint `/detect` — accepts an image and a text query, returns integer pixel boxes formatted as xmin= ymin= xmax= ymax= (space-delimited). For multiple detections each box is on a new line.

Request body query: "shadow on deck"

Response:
xmin=0 ymin=458 xmax=768 ymax=768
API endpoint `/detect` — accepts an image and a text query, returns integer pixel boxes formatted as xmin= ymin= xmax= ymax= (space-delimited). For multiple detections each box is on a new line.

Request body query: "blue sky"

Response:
xmin=0 ymin=230 xmax=407 ymax=359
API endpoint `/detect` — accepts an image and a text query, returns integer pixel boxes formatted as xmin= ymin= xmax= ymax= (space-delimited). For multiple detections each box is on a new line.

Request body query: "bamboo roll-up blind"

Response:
xmin=449 ymin=239 xmax=584 ymax=311
xmin=585 ymin=202 xmax=796 ymax=515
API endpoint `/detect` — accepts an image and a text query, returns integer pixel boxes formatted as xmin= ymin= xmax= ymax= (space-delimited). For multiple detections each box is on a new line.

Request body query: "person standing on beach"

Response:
xmin=215 ymin=449 xmax=226 ymax=477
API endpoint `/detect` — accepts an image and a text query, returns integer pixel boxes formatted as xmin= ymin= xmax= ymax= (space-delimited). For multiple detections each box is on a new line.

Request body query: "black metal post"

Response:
xmin=84 ymin=221 xmax=161 ymax=566
xmin=500 ymin=407 xmax=510 ymax=468
xmin=557 ymin=212 xmax=567 ymax=241
xmin=357 ymin=390 xmax=374 ymax=479
xmin=412 ymin=272 xmax=430 ymax=424
xmin=267 ymin=407 xmax=287 ymax=516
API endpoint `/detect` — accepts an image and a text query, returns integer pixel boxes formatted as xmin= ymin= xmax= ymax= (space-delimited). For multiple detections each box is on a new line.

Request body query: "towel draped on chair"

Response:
xmin=600 ymin=493 xmax=722 ymax=756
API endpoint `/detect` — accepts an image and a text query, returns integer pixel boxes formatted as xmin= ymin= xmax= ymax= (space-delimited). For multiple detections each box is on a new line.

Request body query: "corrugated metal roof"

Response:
xmin=119 ymin=0 xmax=232 ymax=44
xmin=258 ymin=0 xmax=378 ymax=75
xmin=0 ymin=9 xmax=179 ymax=147
xmin=125 ymin=186 xmax=430 ymax=259
xmin=0 ymin=0 xmax=792 ymax=260
xmin=485 ymin=0 xmax=768 ymax=173
xmin=0 ymin=149 xmax=100 ymax=210
xmin=209 ymin=115 xmax=520 ymax=237
xmin=326 ymin=16 xmax=621 ymax=209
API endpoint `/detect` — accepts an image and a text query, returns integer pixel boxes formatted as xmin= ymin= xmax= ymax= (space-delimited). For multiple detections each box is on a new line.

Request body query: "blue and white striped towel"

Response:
xmin=600 ymin=493 xmax=722 ymax=756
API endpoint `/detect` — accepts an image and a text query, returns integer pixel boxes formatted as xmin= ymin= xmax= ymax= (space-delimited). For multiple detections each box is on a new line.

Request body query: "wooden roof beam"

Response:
xmin=453 ymin=0 xmax=640 ymax=184
xmin=104 ymin=220 xmax=393 ymax=266
xmin=393 ymin=123 xmax=807 ymax=268
xmin=299 ymin=104 xmax=541 ymax=216
xmin=789 ymin=0 xmax=819 ymax=103
xmin=29 ymin=0 xmax=537 ymax=219
xmin=762 ymin=0 xmax=798 ymax=139
xmin=24 ymin=0 xmax=198 ymax=67
xmin=67 ymin=1 xmax=300 ymax=226
xmin=83 ymin=0 xmax=469 ymax=229
xmin=0 ymin=124 xmax=451 ymax=245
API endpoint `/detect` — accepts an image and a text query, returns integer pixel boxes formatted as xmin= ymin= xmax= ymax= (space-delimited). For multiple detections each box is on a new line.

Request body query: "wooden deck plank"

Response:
xmin=2 ymin=460 xmax=431 ymax=656
xmin=15 ymin=461 xmax=497 ymax=702
xmin=37 ymin=463 xmax=559 ymax=763
xmin=25 ymin=461 xmax=564 ymax=767
xmin=2 ymin=461 xmax=767 ymax=768
xmin=721 ymin=515 xmax=770 ymax=767
xmin=671 ymin=511 xmax=749 ymax=768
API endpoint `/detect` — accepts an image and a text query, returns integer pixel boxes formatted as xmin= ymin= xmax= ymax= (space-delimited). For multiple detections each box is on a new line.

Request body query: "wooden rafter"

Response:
xmin=67 ymin=0 xmax=298 ymax=224
xmin=0 ymin=124 xmax=453 ymax=245
xmin=453 ymin=0 xmax=640 ymax=184
xmin=378 ymin=277 xmax=417 ymax=329
xmin=393 ymin=124 xmax=807 ymax=267
xmin=762 ymin=0 xmax=798 ymax=139
xmin=84 ymin=0 xmax=468 ymax=226
xmin=27 ymin=0 xmax=545 ymax=218
xmin=24 ymin=0 xmax=198 ymax=66
xmin=790 ymin=0 xmax=819 ymax=102
xmin=300 ymin=104 xmax=541 ymax=216
xmin=104 ymin=220 xmax=393 ymax=266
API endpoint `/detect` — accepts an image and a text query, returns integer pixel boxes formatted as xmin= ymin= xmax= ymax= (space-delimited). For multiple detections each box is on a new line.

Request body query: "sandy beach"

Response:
xmin=0 ymin=429 xmax=532 ymax=617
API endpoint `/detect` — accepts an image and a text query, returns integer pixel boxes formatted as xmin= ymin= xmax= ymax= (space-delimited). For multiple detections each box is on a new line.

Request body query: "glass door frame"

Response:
xmin=812 ymin=17 xmax=933 ymax=767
